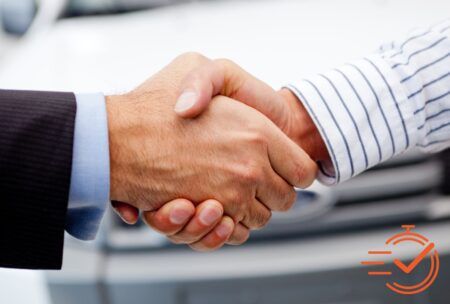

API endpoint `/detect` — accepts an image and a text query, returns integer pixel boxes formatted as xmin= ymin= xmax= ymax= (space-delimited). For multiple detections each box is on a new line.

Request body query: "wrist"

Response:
xmin=105 ymin=91 xmax=171 ymax=210
xmin=278 ymin=88 xmax=329 ymax=162
xmin=105 ymin=94 xmax=128 ymax=202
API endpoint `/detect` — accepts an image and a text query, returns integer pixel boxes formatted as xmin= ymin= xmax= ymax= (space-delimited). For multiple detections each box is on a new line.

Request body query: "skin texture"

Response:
xmin=174 ymin=58 xmax=329 ymax=161
xmin=145 ymin=87 xmax=328 ymax=250
xmin=107 ymin=53 xmax=318 ymax=250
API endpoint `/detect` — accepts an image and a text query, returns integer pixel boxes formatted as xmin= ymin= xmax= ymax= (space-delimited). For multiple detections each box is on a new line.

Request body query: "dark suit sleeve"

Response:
xmin=0 ymin=89 xmax=76 ymax=270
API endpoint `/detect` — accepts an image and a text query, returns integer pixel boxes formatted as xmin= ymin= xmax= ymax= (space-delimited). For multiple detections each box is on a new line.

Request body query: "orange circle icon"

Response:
xmin=361 ymin=225 xmax=439 ymax=295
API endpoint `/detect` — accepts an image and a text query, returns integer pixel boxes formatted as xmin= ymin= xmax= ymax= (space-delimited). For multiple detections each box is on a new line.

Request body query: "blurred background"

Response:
xmin=0 ymin=0 xmax=449 ymax=303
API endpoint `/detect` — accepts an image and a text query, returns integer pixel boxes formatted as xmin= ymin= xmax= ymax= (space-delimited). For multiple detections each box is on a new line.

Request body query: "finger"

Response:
xmin=142 ymin=199 xmax=196 ymax=236
xmin=241 ymin=198 xmax=272 ymax=230
xmin=168 ymin=199 xmax=223 ymax=244
xmin=214 ymin=58 xmax=290 ymax=128
xmin=256 ymin=167 xmax=297 ymax=212
xmin=189 ymin=216 xmax=234 ymax=252
xmin=111 ymin=200 xmax=139 ymax=225
xmin=265 ymin=124 xmax=318 ymax=188
xmin=226 ymin=222 xmax=250 ymax=245
xmin=174 ymin=59 xmax=285 ymax=121
xmin=174 ymin=61 xmax=224 ymax=118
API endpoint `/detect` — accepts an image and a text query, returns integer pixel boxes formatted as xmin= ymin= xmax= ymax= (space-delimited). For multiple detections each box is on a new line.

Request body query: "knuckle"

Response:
xmin=248 ymin=209 xmax=272 ymax=230
xmin=293 ymin=161 xmax=310 ymax=187
xmin=222 ymin=190 xmax=246 ymax=219
xmin=225 ymin=188 xmax=244 ymax=205
xmin=278 ymin=188 xmax=297 ymax=212
xmin=297 ymin=160 xmax=317 ymax=188
xmin=214 ymin=58 xmax=236 ymax=69
xmin=248 ymin=130 xmax=268 ymax=146
xmin=295 ymin=162 xmax=307 ymax=182
xmin=233 ymin=210 xmax=246 ymax=224
xmin=307 ymin=162 xmax=319 ymax=186
xmin=179 ymin=51 xmax=206 ymax=63
xmin=241 ymin=166 xmax=263 ymax=185
xmin=265 ymin=180 xmax=297 ymax=212
xmin=235 ymin=159 xmax=265 ymax=186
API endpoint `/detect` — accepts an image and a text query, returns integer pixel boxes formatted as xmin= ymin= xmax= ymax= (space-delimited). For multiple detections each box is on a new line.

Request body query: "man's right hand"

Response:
xmin=106 ymin=53 xmax=317 ymax=233
xmin=173 ymin=58 xmax=329 ymax=162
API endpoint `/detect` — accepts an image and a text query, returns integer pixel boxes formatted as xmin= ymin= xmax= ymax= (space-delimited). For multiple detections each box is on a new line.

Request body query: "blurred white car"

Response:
xmin=1 ymin=1 xmax=450 ymax=303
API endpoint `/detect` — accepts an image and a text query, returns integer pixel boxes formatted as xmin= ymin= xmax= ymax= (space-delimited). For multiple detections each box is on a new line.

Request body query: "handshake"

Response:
xmin=108 ymin=53 xmax=328 ymax=251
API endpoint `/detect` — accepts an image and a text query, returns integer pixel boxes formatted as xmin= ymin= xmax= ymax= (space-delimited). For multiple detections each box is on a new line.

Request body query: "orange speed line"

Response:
xmin=368 ymin=271 xmax=392 ymax=276
xmin=368 ymin=250 xmax=392 ymax=254
xmin=361 ymin=261 xmax=385 ymax=265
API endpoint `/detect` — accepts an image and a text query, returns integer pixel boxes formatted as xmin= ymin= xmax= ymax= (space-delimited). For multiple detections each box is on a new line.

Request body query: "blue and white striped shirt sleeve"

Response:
xmin=287 ymin=19 xmax=450 ymax=185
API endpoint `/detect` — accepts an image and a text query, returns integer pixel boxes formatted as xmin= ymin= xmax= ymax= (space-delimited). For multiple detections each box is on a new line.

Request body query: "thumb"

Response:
xmin=174 ymin=60 xmax=224 ymax=118
xmin=174 ymin=59 xmax=288 ymax=129
xmin=111 ymin=200 xmax=140 ymax=225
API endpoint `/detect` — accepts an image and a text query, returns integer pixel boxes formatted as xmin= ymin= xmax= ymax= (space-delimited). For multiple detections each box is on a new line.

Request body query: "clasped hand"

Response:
xmin=107 ymin=53 xmax=324 ymax=251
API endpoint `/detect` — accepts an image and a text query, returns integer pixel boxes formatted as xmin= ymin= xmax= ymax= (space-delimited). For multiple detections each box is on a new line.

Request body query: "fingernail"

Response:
xmin=118 ymin=215 xmax=133 ymax=225
xmin=216 ymin=222 xmax=233 ymax=238
xmin=199 ymin=206 xmax=222 ymax=225
xmin=169 ymin=207 xmax=192 ymax=225
xmin=115 ymin=212 xmax=130 ymax=224
xmin=121 ymin=210 xmax=135 ymax=224
xmin=111 ymin=201 xmax=133 ymax=225
xmin=174 ymin=91 xmax=197 ymax=113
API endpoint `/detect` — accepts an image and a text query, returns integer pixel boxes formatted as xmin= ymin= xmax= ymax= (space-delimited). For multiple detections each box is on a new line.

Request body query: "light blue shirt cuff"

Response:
xmin=66 ymin=93 xmax=110 ymax=241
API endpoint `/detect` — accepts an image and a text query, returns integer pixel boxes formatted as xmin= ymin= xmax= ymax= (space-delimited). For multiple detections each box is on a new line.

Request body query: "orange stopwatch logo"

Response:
xmin=361 ymin=225 xmax=439 ymax=295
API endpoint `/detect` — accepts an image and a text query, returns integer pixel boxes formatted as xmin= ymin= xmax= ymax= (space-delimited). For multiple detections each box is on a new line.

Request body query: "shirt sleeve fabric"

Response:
xmin=286 ymin=19 xmax=450 ymax=186
xmin=66 ymin=93 xmax=110 ymax=240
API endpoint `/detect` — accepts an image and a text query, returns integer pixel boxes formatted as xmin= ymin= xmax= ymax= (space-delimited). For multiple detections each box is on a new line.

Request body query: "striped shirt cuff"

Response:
xmin=286 ymin=55 xmax=419 ymax=185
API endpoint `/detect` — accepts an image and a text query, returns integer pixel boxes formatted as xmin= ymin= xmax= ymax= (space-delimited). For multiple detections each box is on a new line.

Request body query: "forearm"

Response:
xmin=0 ymin=90 xmax=76 ymax=269
xmin=383 ymin=21 xmax=450 ymax=152
xmin=286 ymin=19 xmax=450 ymax=185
